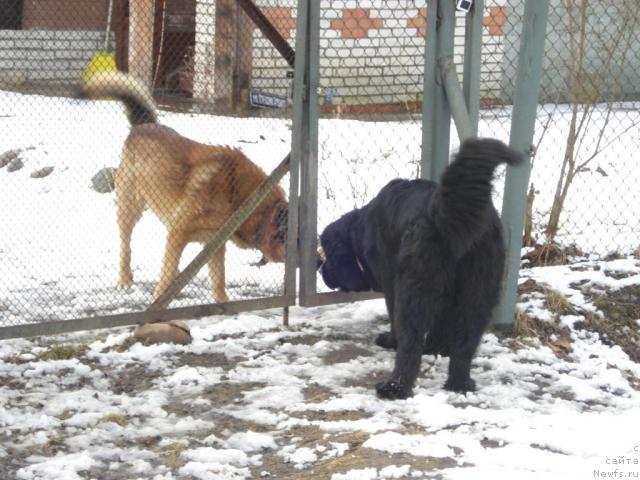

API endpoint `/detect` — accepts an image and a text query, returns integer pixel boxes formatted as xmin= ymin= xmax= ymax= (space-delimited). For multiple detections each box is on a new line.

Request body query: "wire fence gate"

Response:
xmin=1 ymin=0 xmax=639 ymax=340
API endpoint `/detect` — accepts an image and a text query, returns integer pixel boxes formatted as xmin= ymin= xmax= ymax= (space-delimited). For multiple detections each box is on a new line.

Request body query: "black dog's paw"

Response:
xmin=444 ymin=377 xmax=476 ymax=393
xmin=374 ymin=332 xmax=397 ymax=350
xmin=375 ymin=381 xmax=413 ymax=400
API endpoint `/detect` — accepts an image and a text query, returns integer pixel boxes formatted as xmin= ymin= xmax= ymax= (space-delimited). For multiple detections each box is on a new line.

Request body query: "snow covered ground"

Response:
xmin=1 ymin=258 xmax=639 ymax=479
xmin=0 ymin=92 xmax=638 ymax=325
xmin=0 ymin=91 xmax=639 ymax=479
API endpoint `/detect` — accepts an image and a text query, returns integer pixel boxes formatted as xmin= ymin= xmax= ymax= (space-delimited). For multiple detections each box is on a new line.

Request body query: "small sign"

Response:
xmin=249 ymin=90 xmax=288 ymax=109
xmin=456 ymin=0 xmax=473 ymax=12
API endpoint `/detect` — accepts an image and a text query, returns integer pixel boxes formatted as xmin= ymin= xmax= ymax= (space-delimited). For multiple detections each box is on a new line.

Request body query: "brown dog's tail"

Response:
xmin=80 ymin=71 xmax=157 ymax=125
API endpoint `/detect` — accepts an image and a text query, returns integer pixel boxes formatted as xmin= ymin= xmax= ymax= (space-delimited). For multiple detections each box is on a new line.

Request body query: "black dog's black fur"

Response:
xmin=320 ymin=138 xmax=523 ymax=399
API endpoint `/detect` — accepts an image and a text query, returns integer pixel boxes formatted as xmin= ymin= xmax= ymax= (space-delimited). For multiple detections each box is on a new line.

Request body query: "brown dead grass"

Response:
xmin=543 ymin=288 xmax=575 ymax=316
xmin=99 ymin=413 xmax=129 ymax=428
xmin=523 ymin=243 xmax=584 ymax=267
xmin=257 ymin=428 xmax=459 ymax=480
xmin=508 ymin=310 xmax=573 ymax=358
xmin=163 ymin=442 xmax=188 ymax=469
xmin=36 ymin=343 xmax=88 ymax=361
xmin=575 ymin=286 xmax=640 ymax=363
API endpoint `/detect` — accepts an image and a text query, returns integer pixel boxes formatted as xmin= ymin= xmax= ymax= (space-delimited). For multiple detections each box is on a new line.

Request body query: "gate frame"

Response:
xmin=0 ymin=0 xmax=302 ymax=341
xmin=297 ymin=0 xmax=550 ymax=329
xmin=0 ymin=0 xmax=550 ymax=340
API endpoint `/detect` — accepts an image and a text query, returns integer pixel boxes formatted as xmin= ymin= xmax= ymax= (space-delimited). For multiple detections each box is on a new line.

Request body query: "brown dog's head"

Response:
xmin=258 ymin=202 xmax=288 ymax=263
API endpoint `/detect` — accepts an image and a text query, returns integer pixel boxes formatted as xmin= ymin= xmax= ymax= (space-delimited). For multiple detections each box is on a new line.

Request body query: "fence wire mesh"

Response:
xmin=0 ymin=0 xmax=295 ymax=330
xmin=0 ymin=0 xmax=639 ymax=333
xmin=478 ymin=0 xmax=640 ymax=262
xmin=312 ymin=0 xmax=639 ymax=299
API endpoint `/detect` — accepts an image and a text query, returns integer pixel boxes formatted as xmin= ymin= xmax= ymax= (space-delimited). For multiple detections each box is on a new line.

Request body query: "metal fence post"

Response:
xmin=462 ymin=0 xmax=483 ymax=136
xmin=421 ymin=0 xmax=439 ymax=180
xmin=422 ymin=0 xmax=456 ymax=180
xmin=297 ymin=0 xmax=321 ymax=305
xmin=287 ymin=0 xmax=309 ymax=305
xmin=494 ymin=0 xmax=550 ymax=327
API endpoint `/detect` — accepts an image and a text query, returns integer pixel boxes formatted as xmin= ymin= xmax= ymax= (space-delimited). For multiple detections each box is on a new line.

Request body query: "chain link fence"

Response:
xmin=0 ymin=0 xmax=638 ymax=334
xmin=0 ymin=0 xmax=297 ymax=332
xmin=480 ymin=0 xmax=640 ymax=261
xmin=310 ymin=0 xmax=639 ymax=294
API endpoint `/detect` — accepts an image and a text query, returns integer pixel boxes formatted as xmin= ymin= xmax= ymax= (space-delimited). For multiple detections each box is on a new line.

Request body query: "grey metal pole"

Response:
xmin=287 ymin=0 xmax=309 ymax=301
xmin=298 ymin=0 xmax=321 ymax=305
xmin=421 ymin=0 xmax=439 ymax=180
xmin=440 ymin=59 xmax=474 ymax=141
xmin=430 ymin=0 xmax=456 ymax=180
xmin=462 ymin=0 xmax=483 ymax=136
xmin=494 ymin=0 xmax=550 ymax=326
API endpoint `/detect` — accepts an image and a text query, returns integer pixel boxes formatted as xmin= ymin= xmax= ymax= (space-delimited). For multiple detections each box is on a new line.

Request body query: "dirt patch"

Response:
xmin=304 ymin=384 xmax=335 ymax=403
xmin=281 ymin=334 xmax=323 ymax=346
xmin=173 ymin=352 xmax=244 ymax=371
xmin=323 ymin=343 xmax=374 ymax=365
xmin=258 ymin=438 xmax=460 ymax=479
xmin=197 ymin=382 xmax=267 ymax=408
xmin=110 ymin=365 xmax=158 ymax=395
xmin=575 ymin=286 xmax=640 ymax=363
xmin=517 ymin=278 xmax=544 ymax=296
xmin=603 ymin=270 xmax=635 ymax=280
xmin=291 ymin=409 xmax=370 ymax=423
xmin=327 ymin=366 xmax=389 ymax=392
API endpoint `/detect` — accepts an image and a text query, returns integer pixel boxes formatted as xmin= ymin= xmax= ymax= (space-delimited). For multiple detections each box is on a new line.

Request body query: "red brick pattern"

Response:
xmin=331 ymin=8 xmax=383 ymax=39
xmin=483 ymin=6 xmax=508 ymax=36
xmin=262 ymin=7 xmax=297 ymax=39
xmin=407 ymin=8 xmax=428 ymax=37
xmin=257 ymin=6 xmax=506 ymax=41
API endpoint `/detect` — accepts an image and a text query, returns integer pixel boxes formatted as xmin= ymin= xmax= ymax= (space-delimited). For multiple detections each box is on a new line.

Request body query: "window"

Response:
xmin=0 ymin=0 xmax=23 ymax=30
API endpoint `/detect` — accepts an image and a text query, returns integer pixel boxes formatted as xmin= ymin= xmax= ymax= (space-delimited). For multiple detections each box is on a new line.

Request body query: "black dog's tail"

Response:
xmin=79 ymin=71 xmax=157 ymax=125
xmin=429 ymin=138 xmax=524 ymax=258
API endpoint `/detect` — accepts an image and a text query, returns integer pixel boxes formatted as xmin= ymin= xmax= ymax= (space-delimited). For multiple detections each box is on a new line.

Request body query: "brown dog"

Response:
xmin=81 ymin=72 xmax=288 ymax=302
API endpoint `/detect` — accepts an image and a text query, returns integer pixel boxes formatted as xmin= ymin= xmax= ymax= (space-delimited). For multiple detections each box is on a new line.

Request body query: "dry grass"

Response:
xmin=523 ymin=242 xmax=584 ymax=267
xmin=111 ymin=335 xmax=139 ymax=352
xmin=258 ymin=428 xmax=458 ymax=480
xmin=577 ymin=287 xmax=640 ymax=363
xmin=99 ymin=413 xmax=129 ymax=428
xmin=543 ymin=288 xmax=575 ymax=316
xmin=36 ymin=343 xmax=88 ymax=361
xmin=506 ymin=309 xmax=573 ymax=358
xmin=513 ymin=310 xmax=536 ymax=338
xmin=3 ymin=342 xmax=89 ymax=364
xmin=163 ymin=442 xmax=188 ymax=469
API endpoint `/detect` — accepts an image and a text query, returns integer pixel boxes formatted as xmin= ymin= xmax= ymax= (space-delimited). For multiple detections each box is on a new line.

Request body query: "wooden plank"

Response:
xmin=113 ymin=0 xmax=129 ymax=71
xmin=129 ymin=0 xmax=156 ymax=86
xmin=237 ymin=0 xmax=295 ymax=67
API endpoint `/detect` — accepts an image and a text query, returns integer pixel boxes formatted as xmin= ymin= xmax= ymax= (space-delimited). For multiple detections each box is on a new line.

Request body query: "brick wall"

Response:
xmin=0 ymin=30 xmax=112 ymax=85
xmin=192 ymin=0 xmax=510 ymax=108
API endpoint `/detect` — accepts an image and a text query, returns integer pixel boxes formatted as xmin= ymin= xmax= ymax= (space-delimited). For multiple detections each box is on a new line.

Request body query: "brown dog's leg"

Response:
xmin=207 ymin=245 xmax=229 ymax=303
xmin=154 ymin=229 xmax=189 ymax=300
xmin=115 ymin=169 xmax=144 ymax=289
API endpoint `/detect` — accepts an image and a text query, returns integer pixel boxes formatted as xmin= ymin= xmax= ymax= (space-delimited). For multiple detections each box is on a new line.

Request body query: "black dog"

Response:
xmin=320 ymin=138 xmax=523 ymax=400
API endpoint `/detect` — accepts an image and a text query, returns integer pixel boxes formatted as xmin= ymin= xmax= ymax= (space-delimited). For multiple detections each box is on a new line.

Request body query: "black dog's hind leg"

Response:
xmin=376 ymin=246 xmax=448 ymax=400
xmin=443 ymin=310 xmax=489 ymax=392
xmin=375 ymin=282 xmax=397 ymax=350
